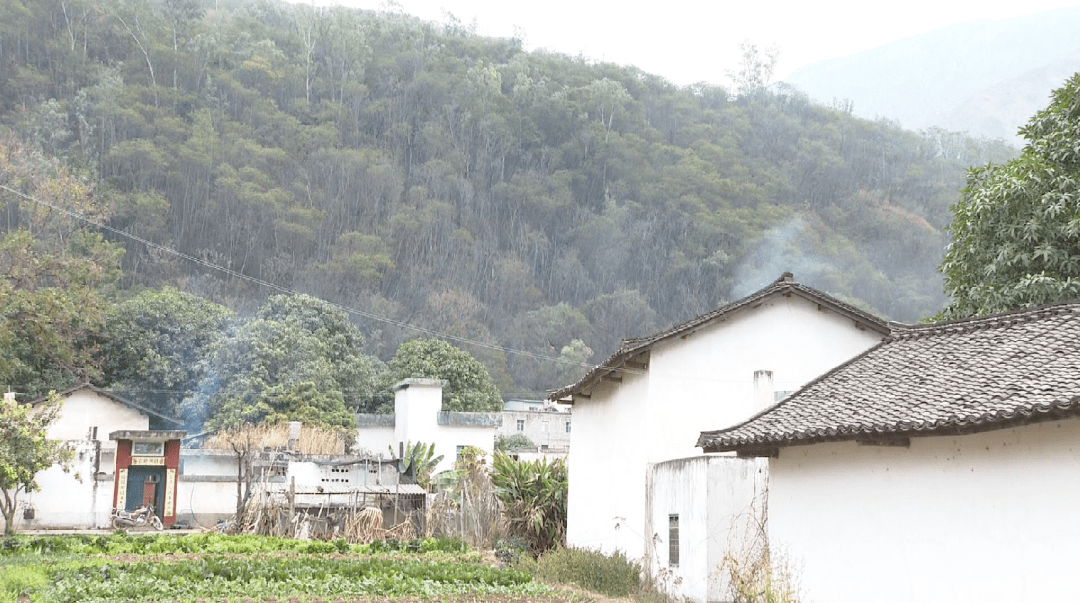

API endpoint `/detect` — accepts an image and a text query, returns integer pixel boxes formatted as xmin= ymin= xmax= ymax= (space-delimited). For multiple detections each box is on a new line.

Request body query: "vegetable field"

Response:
xmin=0 ymin=534 xmax=576 ymax=603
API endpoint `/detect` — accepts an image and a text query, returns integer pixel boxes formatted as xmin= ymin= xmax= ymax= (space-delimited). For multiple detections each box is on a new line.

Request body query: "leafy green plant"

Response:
xmin=492 ymin=452 xmax=567 ymax=554
xmin=496 ymin=434 xmax=535 ymax=451
xmin=392 ymin=441 xmax=444 ymax=490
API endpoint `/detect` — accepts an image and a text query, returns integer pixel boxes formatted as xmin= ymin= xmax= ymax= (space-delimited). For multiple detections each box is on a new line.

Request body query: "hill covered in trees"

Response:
xmin=0 ymin=0 xmax=1016 ymax=398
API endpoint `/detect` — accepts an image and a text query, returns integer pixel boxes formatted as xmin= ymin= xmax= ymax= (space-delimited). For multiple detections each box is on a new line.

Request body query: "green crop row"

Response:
xmin=0 ymin=534 xmax=539 ymax=603
xmin=0 ymin=533 xmax=468 ymax=557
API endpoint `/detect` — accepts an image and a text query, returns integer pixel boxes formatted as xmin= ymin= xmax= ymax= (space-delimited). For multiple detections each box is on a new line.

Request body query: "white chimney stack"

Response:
xmin=753 ymin=370 xmax=774 ymax=412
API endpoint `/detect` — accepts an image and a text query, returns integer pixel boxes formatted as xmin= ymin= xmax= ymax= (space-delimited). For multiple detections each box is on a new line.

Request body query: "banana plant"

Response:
xmin=390 ymin=441 xmax=444 ymax=491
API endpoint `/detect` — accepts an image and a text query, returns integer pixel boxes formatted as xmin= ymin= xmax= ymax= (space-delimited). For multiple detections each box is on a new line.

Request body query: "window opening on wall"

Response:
xmin=516 ymin=419 xmax=524 ymax=431
xmin=132 ymin=441 xmax=163 ymax=456
xmin=565 ymin=421 xmax=571 ymax=433
xmin=669 ymin=514 xmax=679 ymax=567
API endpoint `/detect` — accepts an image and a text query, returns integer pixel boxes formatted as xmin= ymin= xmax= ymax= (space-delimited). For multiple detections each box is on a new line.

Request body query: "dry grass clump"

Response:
xmin=206 ymin=423 xmax=346 ymax=454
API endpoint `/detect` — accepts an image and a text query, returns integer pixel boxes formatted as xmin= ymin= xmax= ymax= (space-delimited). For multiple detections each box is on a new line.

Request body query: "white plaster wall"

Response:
xmin=394 ymin=379 xmax=442 ymax=451
xmin=19 ymin=441 xmax=115 ymax=529
xmin=566 ymin=370 xmax=649 ymax=556
xmin=769 ymin=418 xmax=1080 ymax=603
xmin=181 ymin=450 xmax=238 ymax=478
xmin=645 ymin=456 xmax=768 ymax=603
xmin=6 ymin=390 xmax=151 ymax=530
xmin=646 ymin=296 xmax=883 ymax=464
xmin=175 ymin=480 xmax=239 ymax=526
xmin=432 ymin=426 xmax=495 ymax=475
xmin=47 ymin=389 xmax=149 ymax=450
xmin=356 ymin=425 xmax=395 ymax=457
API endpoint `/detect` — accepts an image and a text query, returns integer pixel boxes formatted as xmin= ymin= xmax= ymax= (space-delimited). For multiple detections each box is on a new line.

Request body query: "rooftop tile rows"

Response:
xmin=697 ymin=302 xmax=1080 ymax=453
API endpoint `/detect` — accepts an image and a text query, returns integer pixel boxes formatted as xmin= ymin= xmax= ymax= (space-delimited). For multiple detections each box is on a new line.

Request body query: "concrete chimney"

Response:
xmin=288 ymin=421 xmax=302 ymax=450
xmin=753 ymin=370 xmax=774 ymax=412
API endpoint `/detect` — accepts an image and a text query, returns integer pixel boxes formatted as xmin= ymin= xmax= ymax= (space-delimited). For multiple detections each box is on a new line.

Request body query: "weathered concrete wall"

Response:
xmin=769 ymin=417 xmax=1080 ymax=603
xmin=645 ymin=456 xmax=767 ymax=603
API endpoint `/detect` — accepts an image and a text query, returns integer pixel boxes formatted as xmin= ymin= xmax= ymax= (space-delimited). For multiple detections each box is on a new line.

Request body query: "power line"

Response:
xmin=0 ymin=182 xmax=645 ymax=380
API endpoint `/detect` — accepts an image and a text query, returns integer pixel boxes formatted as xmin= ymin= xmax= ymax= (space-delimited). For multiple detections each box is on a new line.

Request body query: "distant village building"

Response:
xmin=355 ymin=378 xmax=500 ymax=474
xmin=496 ymin=399 xmax=571 ymax=461
xmin=5 ymin=379 xmax=497 ymax=532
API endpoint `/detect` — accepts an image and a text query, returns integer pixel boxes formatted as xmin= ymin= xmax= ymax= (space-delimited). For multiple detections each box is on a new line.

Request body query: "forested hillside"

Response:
xmin=0 ymin=0 xmax=1015 ymax=398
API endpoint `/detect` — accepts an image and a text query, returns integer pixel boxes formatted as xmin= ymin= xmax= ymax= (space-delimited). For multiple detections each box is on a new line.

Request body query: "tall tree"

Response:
xmin=0 ymin=137 xmax=122 ymax=397
xmin=384 ymin=338 xmax=503 ymax=412
xmin=940 ymin=73 xmax=1080 ymax=318
xmin=195 ymin=294 xmax=384 ymax=434
xmin=101 ymin=287 xmax=233 ymax=420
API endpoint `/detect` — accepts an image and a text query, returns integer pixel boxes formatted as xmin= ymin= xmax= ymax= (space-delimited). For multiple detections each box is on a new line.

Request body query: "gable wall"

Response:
xmin=644 ymin=295 xmax=883 ymax=464
xmin=769 ymin=417 xmax=1080 ymax=603
xmin=566 ymin=367 xmax=650 ymax=556
xmin=46 ymin=389 xmax=149 ymax=448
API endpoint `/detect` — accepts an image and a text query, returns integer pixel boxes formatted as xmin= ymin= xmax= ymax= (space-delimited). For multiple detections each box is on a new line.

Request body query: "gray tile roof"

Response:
xmin=697 ymin=301 xmax=1080 ymax=455
xmin=549 ymin=273 xmax=890 ymax=401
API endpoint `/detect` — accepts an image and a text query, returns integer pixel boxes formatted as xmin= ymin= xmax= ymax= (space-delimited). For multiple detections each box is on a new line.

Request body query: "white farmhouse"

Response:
xmin=698 ymin=300 xmax=1080 ymax=603
xmin=551 ymin=273 xmax=889 ymax=602
xmin=9 ymin=384 xmax=183 ymax=531
xmin=355 ymin=378 xmax=500 ymax=475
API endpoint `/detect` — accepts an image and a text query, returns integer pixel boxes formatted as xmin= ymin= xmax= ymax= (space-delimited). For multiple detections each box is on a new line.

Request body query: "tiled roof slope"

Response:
xmin=697 ymin=301 xmax=1080 ymax=454
xmin=549 ymin=273 xmax=890 ymax=401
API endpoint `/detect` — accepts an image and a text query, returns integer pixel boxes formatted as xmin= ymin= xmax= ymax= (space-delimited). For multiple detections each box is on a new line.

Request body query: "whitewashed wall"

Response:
xmin=644 ymin=296 xmax=883 ymax=464
xmin=567 ymin=369 xmax=650 ymax=555
xmin=47 ymin=389 xmax=149 ymax=448
xmin=391 ymin=379 xmax=496 ymax=475
xmin=645 ymin=456 xmax=768 ymax=603
xmin=11 ymin=389 xmax=151 ymax=530
xmin=19 ymin=441 xmax=115 ymax=529
xmin=355 ymin=425 xmax=395 ymax=458
xmin=769 ymin=417 xmax=1080 ymax=603
xmin=568 ymin=294 xmax=883 ymax=565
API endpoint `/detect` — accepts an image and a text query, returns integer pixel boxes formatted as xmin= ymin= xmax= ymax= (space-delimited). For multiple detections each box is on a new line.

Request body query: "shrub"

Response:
xmin=517 ymin=546 xmax=640 ymax=598
xmin=491 ymin=452 xmax=567 ymax=555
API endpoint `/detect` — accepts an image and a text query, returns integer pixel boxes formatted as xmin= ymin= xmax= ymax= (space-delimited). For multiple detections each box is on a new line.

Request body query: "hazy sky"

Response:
xmin=292 ymin=0 xmax=1080 ymax=86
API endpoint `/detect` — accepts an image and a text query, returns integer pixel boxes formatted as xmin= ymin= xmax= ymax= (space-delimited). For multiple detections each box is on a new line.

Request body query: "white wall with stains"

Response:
xmin=769 ymin=417 xmax=1080 ymax=603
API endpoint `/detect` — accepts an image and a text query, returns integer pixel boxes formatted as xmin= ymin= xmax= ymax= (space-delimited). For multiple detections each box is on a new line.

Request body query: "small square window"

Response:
xmin=668 ymin=514 xmax=679 ymax=567
xmin=516 ymin=419 xmax=524 ymax=431
xmin=565 ymin=421 xmax=571 ymax=433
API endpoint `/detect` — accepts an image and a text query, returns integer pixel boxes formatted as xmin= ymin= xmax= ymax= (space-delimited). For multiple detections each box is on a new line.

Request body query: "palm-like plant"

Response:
xmin=392 ymin=441 xmax=444 ymax=491
xmin=491 ymin=452 xmax=567 ymax=555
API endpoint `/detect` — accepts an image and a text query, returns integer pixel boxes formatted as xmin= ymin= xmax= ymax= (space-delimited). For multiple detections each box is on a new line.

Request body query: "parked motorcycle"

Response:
xmin=111 ymin=504 xmax=163 ymax=530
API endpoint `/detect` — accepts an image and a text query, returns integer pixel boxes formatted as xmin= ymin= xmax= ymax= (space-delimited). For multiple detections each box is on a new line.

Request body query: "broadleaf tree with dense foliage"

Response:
xmin=382 ymin=338 xmax=503 ymax=412
xmin=101 ymin=287 xmax=233 ymax=422
xmin=940 ymin=73 xmax=1080 ymax=318
xmin=0 ymin=393 xmax=74 ymax=536
xmin=0 ymin=137 xmax=122 ymax=398
xmin=194 ymin=294 xmax=385 ymax=436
